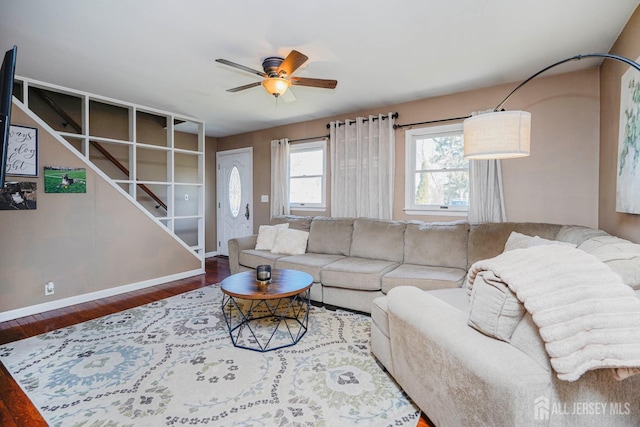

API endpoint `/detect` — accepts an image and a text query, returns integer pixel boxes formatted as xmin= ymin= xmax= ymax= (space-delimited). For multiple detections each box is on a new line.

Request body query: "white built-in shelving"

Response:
xmin=13 ymin=77 xmax=205 ymax=265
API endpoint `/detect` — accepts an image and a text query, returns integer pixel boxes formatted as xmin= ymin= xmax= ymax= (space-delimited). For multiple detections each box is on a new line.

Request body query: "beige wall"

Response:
xmin=217 ymin=68 xmax=600 ymax=231
xmin=599 ymin=8 xmax=640 ymax=242
xmin=0 ymin=104 xmax=202 ymax=314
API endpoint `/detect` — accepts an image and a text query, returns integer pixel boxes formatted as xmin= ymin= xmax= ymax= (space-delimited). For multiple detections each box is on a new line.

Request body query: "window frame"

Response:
xmin=404 ymin=123 xmax=468 ymax=216
xmin=289 ymin=139 xmax=327 ymax=211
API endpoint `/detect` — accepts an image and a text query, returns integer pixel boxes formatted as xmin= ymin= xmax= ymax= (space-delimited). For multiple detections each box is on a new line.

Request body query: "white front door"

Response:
xmin=216 ymin=148 xmax=253 ymax=256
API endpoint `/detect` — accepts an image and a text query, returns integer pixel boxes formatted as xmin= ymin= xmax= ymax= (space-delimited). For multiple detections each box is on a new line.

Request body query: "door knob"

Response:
xmin=245 ymin=203 xmax=250 ymax=220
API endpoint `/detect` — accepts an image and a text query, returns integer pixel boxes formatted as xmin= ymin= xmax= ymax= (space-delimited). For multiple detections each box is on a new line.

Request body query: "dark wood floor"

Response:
xmin=0 ymin=256 xmax=433 ymax=427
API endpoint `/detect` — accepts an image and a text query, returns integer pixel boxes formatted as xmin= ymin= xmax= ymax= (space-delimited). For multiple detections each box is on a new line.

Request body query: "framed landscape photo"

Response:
xmin=44 ymin=166 xmax=87 ymax=193
xmin=6 ymin=125 xmax=38 ymax=177
xmin=617 ymin=56 xmax=640 ymax=214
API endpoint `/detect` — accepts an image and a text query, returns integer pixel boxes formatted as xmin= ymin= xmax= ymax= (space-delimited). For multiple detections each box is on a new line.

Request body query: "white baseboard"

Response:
xmin=205 ymin=251 xmax=218 ymax=258
xmin=0 ymin=268 xmax=205 ymax=323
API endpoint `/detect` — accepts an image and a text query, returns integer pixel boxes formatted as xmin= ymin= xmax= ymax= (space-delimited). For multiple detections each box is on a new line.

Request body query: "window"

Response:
xmin=404 ymin=124 xmax=469 ymax=215
xmin=289 ymin=140 xmax=326 ymax=210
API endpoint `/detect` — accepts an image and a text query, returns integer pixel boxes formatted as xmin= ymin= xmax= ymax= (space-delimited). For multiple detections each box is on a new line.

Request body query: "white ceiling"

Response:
xmin=1 ymin=0 xmax=638 ymax=137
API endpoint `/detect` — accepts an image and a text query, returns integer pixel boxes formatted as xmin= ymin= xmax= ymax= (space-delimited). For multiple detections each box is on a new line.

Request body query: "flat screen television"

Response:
xmin=0 ymin=45 xmax=17 ymax=188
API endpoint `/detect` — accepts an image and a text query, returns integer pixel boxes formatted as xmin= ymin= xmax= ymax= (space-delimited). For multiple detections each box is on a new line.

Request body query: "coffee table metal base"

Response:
xmin=222 ymin=289 xmax=310 ymax=352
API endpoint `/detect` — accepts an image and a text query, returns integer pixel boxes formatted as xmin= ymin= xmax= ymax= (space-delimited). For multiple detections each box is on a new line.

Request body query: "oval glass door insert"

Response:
xmin=228 ymin=166 xmax=241 ymax=218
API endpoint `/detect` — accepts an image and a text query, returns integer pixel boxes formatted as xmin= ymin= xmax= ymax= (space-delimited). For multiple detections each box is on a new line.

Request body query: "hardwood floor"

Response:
xmin=0 ymin=256 xmax=433 ymax=427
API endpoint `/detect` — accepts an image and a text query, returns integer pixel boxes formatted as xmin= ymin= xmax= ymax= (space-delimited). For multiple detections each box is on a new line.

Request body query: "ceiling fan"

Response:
xmin=215 ymin=50 xmax=337 ymax=100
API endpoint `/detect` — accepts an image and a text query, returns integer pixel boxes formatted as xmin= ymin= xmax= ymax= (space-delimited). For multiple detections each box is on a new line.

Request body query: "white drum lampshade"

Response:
xmin=463 ymin=110 xmax=531 ymax=159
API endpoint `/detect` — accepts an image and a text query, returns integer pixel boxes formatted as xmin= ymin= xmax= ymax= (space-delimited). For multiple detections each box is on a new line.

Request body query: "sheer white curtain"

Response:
xmin=270 ymin=138 xmax=290 ymax=218
xmin=329 ymin=113 xmax=395 ymax=219
xmin=468 ymin=159 xmax=507 ymax=223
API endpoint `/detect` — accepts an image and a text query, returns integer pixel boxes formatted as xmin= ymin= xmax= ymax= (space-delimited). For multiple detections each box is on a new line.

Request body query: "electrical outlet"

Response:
xmin=45 ymin=281 xmax=55 ymax=296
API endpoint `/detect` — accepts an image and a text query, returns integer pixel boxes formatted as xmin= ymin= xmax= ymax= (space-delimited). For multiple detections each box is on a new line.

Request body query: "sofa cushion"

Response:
xmin=427 ymin=288 xmax=472 ymax=313
xmin=321 ymin=257 xmax=399 ymax=291
xmin=578 ymin=235 xmax=640 ymax=290
xmin=382 ymin=264 xmax=465 ymax=293
xmin=307 ymin=217 xmax=354 ymax=256
xmin=349 ymin=218 xmax=406 ymax=262
xmin=509 ymin=312 xmax=552 ymax=371
xmin=467 ymin=222 xmax=562 ymax=268
xmin=403 ymin=221 xmax=469 ymax=269
xmin=467 ymin=271 xmax=525 ymax=342
xmin=503 ymin=231 xmax=576 ymax=251
xmin=372 ymin=288 xmax=471 ymax=348
xmin=429 ymin=287 xmax=551 ymax=371
xmin=239 ymin=249 xmax=288 ymax=269
xmin=270 ymin=215 xmax=313 ymax=231
xmin=271 ymin=228 xmax=309 ymax=255
xmin=275 ymin=253 xmax=344 ymax=282
xmin=255 ymin=223 xmax=289 ymax=250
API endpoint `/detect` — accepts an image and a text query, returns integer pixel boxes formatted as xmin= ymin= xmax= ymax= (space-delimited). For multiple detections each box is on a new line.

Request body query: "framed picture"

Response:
xmin=6 ymin=125 xmax=38 ymax=177
xmin=0 ymin=181 xmax=37 ymax=210
xmin=616 ymin=56 xmax=640 ymax=214
xmin=44 ymin=167 xmax=87 ymax=193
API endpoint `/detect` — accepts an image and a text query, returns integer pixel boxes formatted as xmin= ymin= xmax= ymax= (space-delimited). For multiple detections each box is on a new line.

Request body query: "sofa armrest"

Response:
xmin=386 ymin=286 xmax=550 ymax=427
xmin=228 ymin=235 xmax=258 ymax=274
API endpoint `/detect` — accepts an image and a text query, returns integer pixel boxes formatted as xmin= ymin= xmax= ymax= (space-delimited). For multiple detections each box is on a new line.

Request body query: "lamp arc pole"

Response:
xmin=464 ymin=53 xmax=640 ymax=159
xmin=494 ymin=53 xmax=640 ymax=112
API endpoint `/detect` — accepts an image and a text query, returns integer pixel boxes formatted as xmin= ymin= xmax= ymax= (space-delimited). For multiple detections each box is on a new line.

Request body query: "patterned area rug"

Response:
xmin=0 ymin=284 xmax=419 ymax=426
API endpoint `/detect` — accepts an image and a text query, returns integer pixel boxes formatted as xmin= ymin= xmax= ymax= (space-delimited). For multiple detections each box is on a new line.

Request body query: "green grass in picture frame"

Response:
xmin=44 ymin=166 xmax=87 ymax=193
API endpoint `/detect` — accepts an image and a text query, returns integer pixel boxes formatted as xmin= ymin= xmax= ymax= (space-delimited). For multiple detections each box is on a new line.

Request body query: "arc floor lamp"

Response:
xmin=463 ymin=53 xmax=640 ymax=160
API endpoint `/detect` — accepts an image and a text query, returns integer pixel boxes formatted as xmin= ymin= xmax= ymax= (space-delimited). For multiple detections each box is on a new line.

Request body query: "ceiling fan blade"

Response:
xmin=215 ymin=58 xmax=267 ymax=78
xmin=277 ymin=50 xmax=308 ymax=77
xmin=282 ymin=88 xmax=297 ymax=103
xmin=226 ymin=81 xmax=262 ymax=92
xmin=290 ymin=77 xmax=338 ymax=89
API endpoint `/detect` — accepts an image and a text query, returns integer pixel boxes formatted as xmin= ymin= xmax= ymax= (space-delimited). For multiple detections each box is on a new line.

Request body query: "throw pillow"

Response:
xmin=467 ymin=270 xmax=525 ymax=342
xmin=271 ymin=228 xmax=309 ymax=255
xmin=504 ymin=231 xmax=576 ymax=252
xmin=578 ymin=236 xmax=640 ymax=290
xmin=255 ymin=223 xmax=289 ymax=250
xmin=555 ymin=225 xmax=609 ymax=246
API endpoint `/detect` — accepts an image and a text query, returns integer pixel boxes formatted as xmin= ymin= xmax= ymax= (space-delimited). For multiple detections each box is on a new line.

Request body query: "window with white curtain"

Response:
xmin=289 ymin=140 xmax=326 ymax=210
xmin=404 ymin=124 xmax=469 ymax=215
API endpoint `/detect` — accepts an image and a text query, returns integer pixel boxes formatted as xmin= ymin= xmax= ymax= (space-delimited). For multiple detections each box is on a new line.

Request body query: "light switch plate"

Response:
xmin=261 ymin=195 xmax=269 ymax=202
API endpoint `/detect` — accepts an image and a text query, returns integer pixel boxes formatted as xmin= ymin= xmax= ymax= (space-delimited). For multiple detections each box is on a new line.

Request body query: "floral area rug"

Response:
xmin=0 ymin=284 xmax=419 ymax=426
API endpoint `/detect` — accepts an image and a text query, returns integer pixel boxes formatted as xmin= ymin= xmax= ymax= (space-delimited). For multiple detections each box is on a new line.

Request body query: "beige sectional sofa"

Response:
xmin=228 ymin=216 xmax=576 ymax=313
xmin=229 ymin=215 xmax=473 ymax=313
xmin=229 ymin=216 xmax=640 ymax=426
xmin=372 ymin=222 xmax=640 ymax=427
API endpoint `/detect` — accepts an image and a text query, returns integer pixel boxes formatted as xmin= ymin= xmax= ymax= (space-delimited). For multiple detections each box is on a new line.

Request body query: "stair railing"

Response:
xmin=31 ymin=87 xmax=168 ymax=211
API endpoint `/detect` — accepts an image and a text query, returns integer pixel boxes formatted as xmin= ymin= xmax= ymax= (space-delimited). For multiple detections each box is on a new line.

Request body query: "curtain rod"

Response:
xmin=393 ymin=114 xmax=470 ymax=129
xmin=288 ymin=135 xmax=330 ymax=143
xmin=326 ymin=112 xmax=399 ymax=129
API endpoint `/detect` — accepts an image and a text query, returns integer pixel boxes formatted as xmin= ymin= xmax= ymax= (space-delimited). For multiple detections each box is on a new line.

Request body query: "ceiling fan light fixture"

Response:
xmin=262 ymin=78 xmax=291 ymax=97
xmin=218 ymin=50 xmax=336 ymax=99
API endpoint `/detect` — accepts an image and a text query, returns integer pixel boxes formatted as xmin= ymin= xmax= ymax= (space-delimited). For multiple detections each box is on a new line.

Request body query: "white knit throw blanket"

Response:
xmin=467 ymin=245 xmax=640 ymax=382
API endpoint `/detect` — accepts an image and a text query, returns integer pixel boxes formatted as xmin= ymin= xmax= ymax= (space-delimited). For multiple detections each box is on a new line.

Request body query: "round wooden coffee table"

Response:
xmin=220 ymin=269 xmax=313 ymax=352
